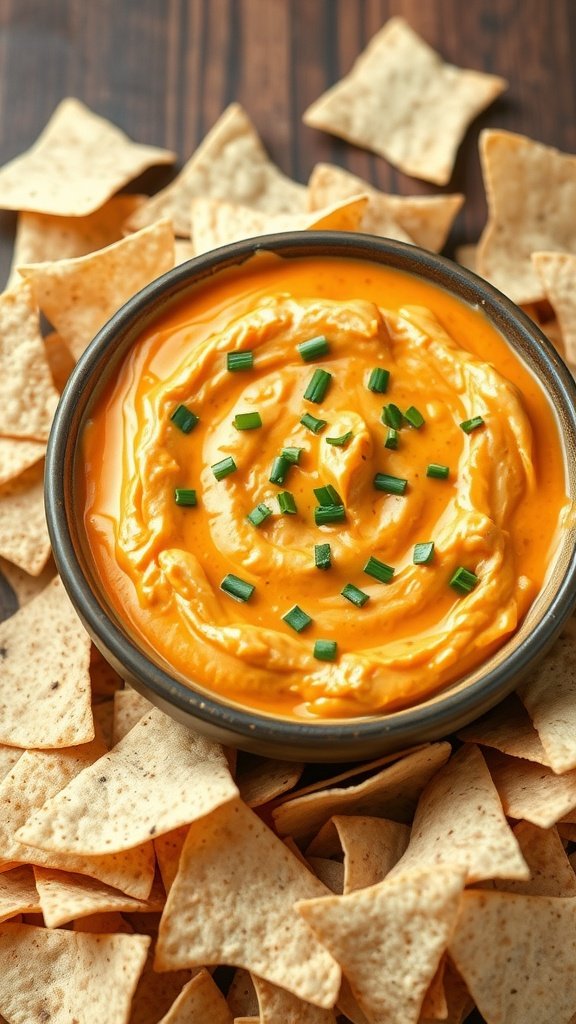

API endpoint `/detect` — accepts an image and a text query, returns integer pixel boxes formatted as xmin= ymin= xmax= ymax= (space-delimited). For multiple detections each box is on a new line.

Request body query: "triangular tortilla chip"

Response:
xmin=0 ymin=745 xmax=21 ymax=783
xmin=307 ymin=816 xmax=410 ymax=893
xmin=0 ymin=575 xmax=93 ymax=748
xmin=236 ymin=755 xmax=304 ymax=808
xmin=0 ymin=867 xmax=40 ymax=923
xmin=43 ymin=329 xmax=76 ymax=391
xmin=272 ymin=743 xmax=451 ymax=845
xmin=0 ymin=922 xmax=150 ymax=1024
xmin=421 ymin=962 xmax=472 ymax=1024
xmin=0 ymin=280 xmax=59 ymax=441
xmin=0 ymin=97 xmax=174 ymax=216
xmin=18 ymin=708 xmax=239 ymax=854
xmin=154 ymin=827 xmax=189 ymax=894
xmin=532 ymin=251 xmax=576 ymax=363
xmin=494 ymin=821 xmax=576 ymax=898
xmin=449 ymin=890 xmax=576 ymax=1024
xmin=297 ymin=864 xmax=466 ymax=1024
xmin=518 ymin=616 xmax=576 ymax=773
xmin=90 ymin=646 xmax=124 ymax=698
xmin=306 ymin=857 xmax=344 ymax=893
xmin=0 ymin=553 xmax=56 ymax=606
xmin=308 ymin=163 xmax=464 ymax=251
xmin=477 ymin=129 xmax=576 ymax=303
xmin=155 ymin=800 xmax=341 ymax=1008
xmin=128 ymin=950 xmax=192 ymax=1024
xmin=0 ymin=460 xmax=51 ymax=576
xmin=34 ymin=867 xmax=165 ymax=928
xmin=458 ymin=694 xmax=551 ymax=766
xmin=126 ymin=103 xmax=307 ymax=236
xmin=303 ymin=18 xmax=506 ymax=185
xmin=0 ymin=438 xmax=45 ymax=487
xmin=227 ymin=970 xmax=259 ymax=1018
xmin=455 ymin=243 xmax=478 ymax=272
xmin=388 ymin=745 xmax=528 ymax=883
xmin=273 ymin=749 xmax=423 ymax=806
xmin=72 ymin=910 xmax=134 ymax=934
xmin=251 ymin=973 xmax=336 ymax=1024
xmin=485 ymin=748 xmax=576 ymax=827
xmin=20 ymin=217 xmax=174 ymax=361
xmin=113 ymin=688 xmax=154 ymax=745
xmin=173 ymin=238 xmax=196 ymax=266
xmin=157 ymin=970 xmax=232 ymax=1024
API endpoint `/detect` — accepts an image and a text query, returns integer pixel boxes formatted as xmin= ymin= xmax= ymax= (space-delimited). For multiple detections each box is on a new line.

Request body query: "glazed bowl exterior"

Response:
xmin=45 ymin=233 xmax=576 ymax=761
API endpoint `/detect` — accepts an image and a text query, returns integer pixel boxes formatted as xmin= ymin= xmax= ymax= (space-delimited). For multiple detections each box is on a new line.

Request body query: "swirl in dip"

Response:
xmin=81 ymin=254 xmax=568 ymax=719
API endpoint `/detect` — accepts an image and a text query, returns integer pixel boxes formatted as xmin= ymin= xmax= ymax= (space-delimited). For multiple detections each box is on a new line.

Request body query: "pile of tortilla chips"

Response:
xmin=1 ymin=15 xmax=576 ymax=1024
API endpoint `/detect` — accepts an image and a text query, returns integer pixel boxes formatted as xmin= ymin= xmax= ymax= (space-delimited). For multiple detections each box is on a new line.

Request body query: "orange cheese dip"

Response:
xmin=81 ymin=254 xmax=568 ymax=720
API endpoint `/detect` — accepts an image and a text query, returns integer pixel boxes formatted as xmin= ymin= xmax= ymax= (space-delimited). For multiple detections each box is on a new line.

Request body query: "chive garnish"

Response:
xmin=246 ymin=502 xmax=272 ymax=527
xmin=174 ymin=488 xmax=197 ymax=507
xmin=341 ymin=583 xmax=370 ymax=607
xmin=220 ymin=574 xmax=255 ymax=602
xmin=314 ymin=484 xmax=342 ymax=507
xmin=227 ymin=351 xmax=254 ymax=372
xmin=278 ymin=490 xmax=297 ymax=514
xmin=314 ymin=504 xmax=346 ymax=525
xmin=212 ymin=456 xmax=237 ymax=480
xmin=304 ymin=368 xmax=332 ymax=404
xmin=450 ymin=566 xmax=479 ymax=595
xmin=460 ymin=416 xmax=485 ymax=434
xmin=314 ymin=543 xmax=332 ymax=570
xmin=300 ymin=412 xmax=327 ymax=434
xmin=382 ymin=404 xmax=403 ymax=430
xmin=367 ymin=367 xmax=390 ymax=394
xmin=413 ymin=541 xmax=435 ymax=565
xmin=282 ymin=605 xmax=313 ymax=633
xmin=374 ymin=473 xmax=407 ymax=495
xmin=404 ymin=406 xmax=425 ymax=429
xmin=314 ymin=639 xmax=338 ymax=662
xmin=385 ymin=428 xmax=399 ymax=450
xmin=326 ymin=430 xmax=352 ymax=448
xmin=170 ymin=404 xmax=199 ymax=434
xmin=297 ymin=335 xmax=330 ymax=362
xmin=364 ymin=556 xmax=395 ymax=583
xmin=234 ymin=411 xmax=262 ymax=430
xmin=282 ymin=446 xmax=303 ymax=464
xmin=269 ymin=455 xmax=290 ymax=486
xmin=427 ymin=463 xmax=450 ymax=480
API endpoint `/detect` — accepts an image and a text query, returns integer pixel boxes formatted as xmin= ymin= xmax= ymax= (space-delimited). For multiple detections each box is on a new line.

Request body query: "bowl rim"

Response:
xmin=45 ymin=231 xmax=576 ymax=752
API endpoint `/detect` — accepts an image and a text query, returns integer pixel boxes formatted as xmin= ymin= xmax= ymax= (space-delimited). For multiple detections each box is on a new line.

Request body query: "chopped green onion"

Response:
xmin=314 ymin=504 xmax=346 ymax=525
xmin=269 ymin=455 xmax=290 ymax=486
xmin=314 ymin=543 xmax=332 ymax=570
xmin=460 ymin=415 xmax=485 ymax=434
xmin=278 ymin=490 xmax=297 ymax=514
xmin=367 ymin=367 xmax=390 ymax=393
xmin=282 ymin=605 xmax=312 ymax=633
xmin=282 ymin=446 xmax=303 ymax=464
xmin=220 ymin=573 xmax=254 ymax=602
xmin=364 ymin=556 xmax=395 ymax=584
xmin=212 ymin=456 xmax=237 ymax=480
xmin=300 ymin=412 xmax=327 ymax=434
xmin=304 ymin=368 xmax=332 ymax=404
xmin=427 ymin=463 xmax=450 ymax=480
xmin=297 ymin=335 xmax=330 ymax=362
xmin=326 ymin=430 xmax=352 ymax=448
xmin=314 ymin=484 xmax=342 ymax=507
xmin=234 ymin=411 xmax=262 ymax=430
xmin=246 ymin=502 xmax=272 ymax=527
xmin=226 ymin=351 xmax=254 ymax=372
xmin=385 ymin=428 xmax=399 ymax=451
xmin=374 ymin=473 xmax=408 ymax=495
xmin=314 ymin=639 xmax=338 ymax=662
xmin=341 ymin=583 xmax=370 ymax=607
xmin=413 ymin=541 xmax=435 ymax=565
xmin=450 ymin=566 xmax=479 ymax=595
xmin=404 ymin=406 xmax=425 ymax=429
xmin=381 ymin=403 xmax=403 ymax=430
xmin=174 ymin=488 xmax=197 ymax=507
xmin=170 ymin=404 xmax=199 ymax=433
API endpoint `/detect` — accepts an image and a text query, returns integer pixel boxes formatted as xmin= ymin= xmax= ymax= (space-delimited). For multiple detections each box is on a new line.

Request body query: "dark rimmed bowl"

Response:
xmin=46 ymin=232 xmax=576 ymax=761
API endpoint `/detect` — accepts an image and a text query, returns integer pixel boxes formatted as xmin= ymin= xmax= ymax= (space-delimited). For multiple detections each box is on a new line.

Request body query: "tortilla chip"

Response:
xmin=455 ymin=243 xmax=478 ymax=272
xmin=458 ymin=693 xmax=551 ymax=766
xmin=485 ymin=748 xmax=576 ymax=827
xmin=251 ymin=974 xmax=337 ymax=1024
xmin=420 ymin=960 xmax=447 ymax=1021
xmin=388 ymin=745 xmax=528 ymax=883
xmin=236 ymin=755 xmax=304 ymax=808
xmin=227 ymin=970 xmax=259 ymax=1018
xmin=0 ymin=460 xmax=51 ymax=576
xmin=273 ymin=748 xmax=423 ymax=806
xmin=0 ymin=553 xmax=56 ymax=606
xmin=92 ymin=699 xmax=115 ymax=748
xmin=421 ymin=962 xmax=473 ymax=1024
xmin=0 ymin=97 xmax=174 ymax=217
xmin=128 ymin=950 xmax=192 ymax=1024
xmin=113 ymin=688 xmax=154 ymax=745
xmin=0 ymin=438 xmax=45 ymax=488
xmin=272 ymin=743 xmax=451 ymax=846
xmin=154 ymin=827 xmax=189 ymax=894
xmin=0 ymin=575 xmax=93 ymax=748
xmin=0 ymin=745 xmax=22 ymax=783
xmin=156 ymin=970 xmax=232 ymax=1024
xmin=517 ymin=616 xmax=576 ymax=773
xmin=20 ymin=217 xmax=174 ymax=361
xmin=308 ymin=163 xmax=464 ymax=251
xmin=43 ymin=329 xmax=76 ymax=392
xmin=34 ymin=867 xmax=165 ymax=928
xmin=0 ymin=867 xmax=40 ymax=923
xmin=18 ymin=708 xmax=239 ymax=854
xmin=303 ymin=18 xmax=506 ymax=185
xmin=155 ymin=799 xmax=341 ymax=1008
xmin=307 ymin=816 xmax=410 ymax=893
xmin=449 ymin=889 xmax=576 ymax=1024
xmin=0 ymin=922 xmax=150 ymax=1024
xmin=173 ymin=239 xmax=196 ymax=266
xmin=0 ymin=280 xmax=59 ymax=441
xmin=72 ymin=911 xmax=134 ymax=934
xmin=477 ymin=129 xmax=576 ymax=303
xmin=297 ymin=864 xmax=466 ymax=1024
xmin=306 ymin=857 xmax=344 ymax=893
xmin=90 ymin=646 xmax=124 ymax=698
xmin=493 ymin=821 xmax=576 ymax=897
